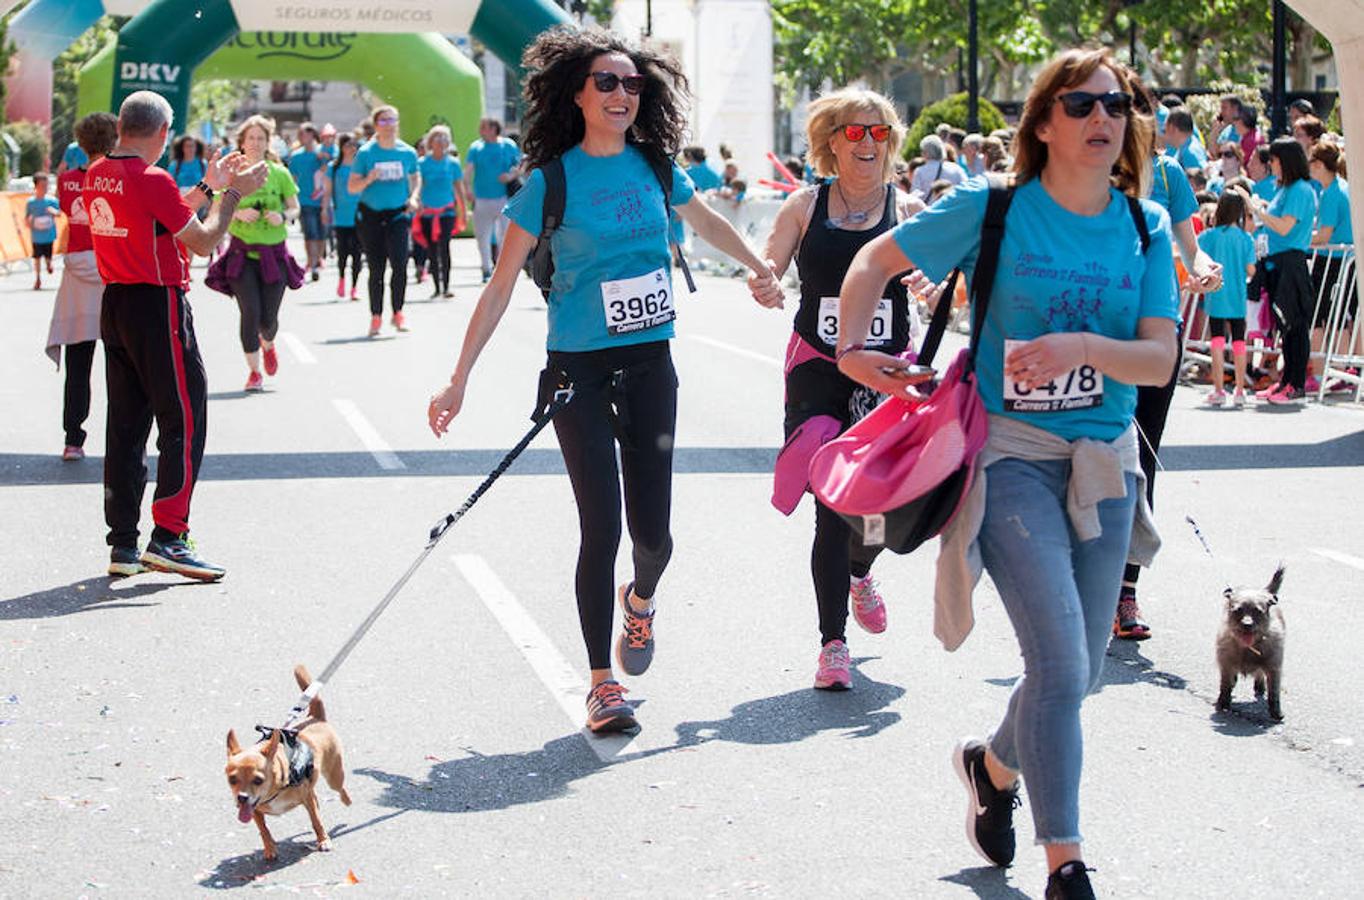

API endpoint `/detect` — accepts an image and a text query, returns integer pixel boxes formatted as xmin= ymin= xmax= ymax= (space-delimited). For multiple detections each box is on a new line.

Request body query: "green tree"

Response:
xmin=2 ymin=120 xmax=50 ymax=175
xmin=904 ymin=92 xmax=1008 ymax=155
xmin=189 ymin=79 xmax=253 ymax=141
xmin=771 ymin=0 xmax=917 ymax=96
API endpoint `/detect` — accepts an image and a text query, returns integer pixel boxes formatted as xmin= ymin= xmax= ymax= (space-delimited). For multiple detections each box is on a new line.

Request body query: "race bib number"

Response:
xmin=373 ymin=161 xmax=405 ymax=182
xmin=33 ymin=214 xmax=54 ymax=232
xmin=601 ymin=268 xmax=675 ymax=336
xmin=1002 ymin=339 xmax=1104 ymax=412
xmin=818 ymin=297 xmax=893 ymax=346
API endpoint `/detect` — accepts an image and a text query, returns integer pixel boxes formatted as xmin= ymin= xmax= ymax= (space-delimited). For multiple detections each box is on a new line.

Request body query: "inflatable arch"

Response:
xmin=8 ymin=0 xmax=568 ymax=146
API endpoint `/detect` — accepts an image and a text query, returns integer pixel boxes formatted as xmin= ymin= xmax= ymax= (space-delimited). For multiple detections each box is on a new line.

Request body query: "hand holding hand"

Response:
xmin=1004 ymin=332 xmax=1087 ymax=391
xmin=901 ymin=270 xmax=948 ymax=312
xmin=233 ymin=208 xmax=261 ymax=223
xmin=746 ymin=259 xmax=786 ymax=309
xmin=428 ymin=380 xmax=466 ymax=437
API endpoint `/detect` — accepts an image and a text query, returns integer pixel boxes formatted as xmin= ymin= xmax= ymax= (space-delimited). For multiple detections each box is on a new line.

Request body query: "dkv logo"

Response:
xmin=120 ymin=61 xmax=183 ymax=83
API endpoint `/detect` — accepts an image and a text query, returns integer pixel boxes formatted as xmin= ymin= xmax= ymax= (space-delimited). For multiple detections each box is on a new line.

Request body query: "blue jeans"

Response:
xmin=978 ymin=457 xmax=1137 ymax=845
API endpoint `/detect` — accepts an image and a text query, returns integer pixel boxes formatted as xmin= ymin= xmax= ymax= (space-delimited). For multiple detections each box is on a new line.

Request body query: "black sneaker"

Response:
xmin=614 ymin=582 xmax=656 ymax=676
xmin=1045 ymin=861 xmax=1096 ymax=900
xmin=108 ymin=546 xmax=144 ymax=578
xmin=952 ymin=737 xmax=1021 ymax=867
xmin=142 ymin=535 xmax=226 ymax=582
xmin=585 ymin=680 xmax=638 ymax=734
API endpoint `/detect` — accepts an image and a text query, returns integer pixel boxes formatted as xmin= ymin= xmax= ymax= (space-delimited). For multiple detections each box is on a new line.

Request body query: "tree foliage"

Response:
xmin=904 ymin=92 xmax=1007 ymax=156
xmin=51 ymin=17 xmax=124 ymax=167
xmin=2 ymin=120 xmax=50 ymax=176
xmin=189 ymin=80 xmax=253 ymax=140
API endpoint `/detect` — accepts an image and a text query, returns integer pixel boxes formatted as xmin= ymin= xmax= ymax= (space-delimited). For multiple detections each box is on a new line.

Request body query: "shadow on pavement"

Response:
xmin=1102 ymin=641 xmax=1188 ymax=691
xmin=197 ymin=811 xmax=407 ymax=888
xmin=1211 ymin=704 xmax=1282 ymax=734
xmin=355 ymin=732 xmax=606 ymax=814
xmin=939 ymin=866 xmax=1032 ymax=899
xmin=0 ymin=575 xmax=182 ymax=619
xmin=670 ymin=659 xmax=904 ymax=747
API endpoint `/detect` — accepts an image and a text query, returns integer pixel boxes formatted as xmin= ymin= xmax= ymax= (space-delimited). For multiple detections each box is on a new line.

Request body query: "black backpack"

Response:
xmin=526 ymin=150 xmax=696 ymax=300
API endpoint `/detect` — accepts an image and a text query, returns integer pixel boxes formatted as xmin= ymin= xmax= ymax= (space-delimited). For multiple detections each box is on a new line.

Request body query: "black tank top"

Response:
xmin=793 ymin=181 xmax=911 ymax=356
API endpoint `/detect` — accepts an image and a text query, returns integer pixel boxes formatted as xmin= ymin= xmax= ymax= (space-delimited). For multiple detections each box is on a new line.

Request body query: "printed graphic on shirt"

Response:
xmin=89 ymin=197 xmax=128 ymax=237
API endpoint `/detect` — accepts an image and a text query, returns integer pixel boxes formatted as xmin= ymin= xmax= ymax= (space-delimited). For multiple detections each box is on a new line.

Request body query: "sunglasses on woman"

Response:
xmin=1055 ymin=90 xmax=1133 ymax=119
xmin=840 ymin=123 xmax=892 ymax=143
xmin=589 ymin=71 xmax=646 ymax=95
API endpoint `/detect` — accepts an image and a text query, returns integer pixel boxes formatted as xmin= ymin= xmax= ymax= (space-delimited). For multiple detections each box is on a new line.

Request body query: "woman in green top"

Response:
xmin=215 ymin=115 xmax=303 ymax=392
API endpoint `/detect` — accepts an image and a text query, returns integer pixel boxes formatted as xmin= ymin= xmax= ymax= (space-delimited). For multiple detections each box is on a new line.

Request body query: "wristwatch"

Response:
xmin=195 ymin=180 xmax=214 ymax=200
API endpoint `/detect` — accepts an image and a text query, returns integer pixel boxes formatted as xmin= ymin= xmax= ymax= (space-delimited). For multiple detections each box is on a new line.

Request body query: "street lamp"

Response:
xmin=967 ymin=0 xmax=978 ymax=133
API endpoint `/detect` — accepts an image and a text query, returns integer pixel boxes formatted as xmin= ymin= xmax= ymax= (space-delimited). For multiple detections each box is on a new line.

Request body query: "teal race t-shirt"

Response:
xmin=1266 ymin=180 xmax=1317 ymax=256
xmin=26 ymin=196 xmax=60 ymax=244
xmin=287 ymin=146 xmax=325 ymax=207
xmin=505 ymin=143 xmax=696 ymax=352
xmin=419 ymin=155 xmax=463 ymax=209
xmin=1197 ymin=225 xmax=1256 ymax=318
xmin=466 ymin=137 xmax=521 ymax=200
xmin=329 ymin=162 xmax=360 ymax=228
xmin=1148 ymin=154 xmax=1197 ymax=223
xmin=353 ymin=139 xmax=418 ymax=211
xmin=891 ymin=177 xmax=1179 ymax=442
xmin=1315 ymin=178 xmax=1352 ymax=257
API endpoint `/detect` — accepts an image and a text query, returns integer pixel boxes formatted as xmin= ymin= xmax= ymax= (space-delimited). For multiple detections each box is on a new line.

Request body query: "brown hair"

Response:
xmin=74 ymin=112 xmax=118 ymax=159
xmin=235 ymin=114 xmax=280 ymax=162
xmin=1213 ymin=189 xmax=1247 ymax=229
xmin=1309 ymin=141 xmax=1343 ymax=175
xmin=1011 ymin=48 xmax=1153 ymax=197
xmin=1294 ymin=115 xmax=1325 ymax=142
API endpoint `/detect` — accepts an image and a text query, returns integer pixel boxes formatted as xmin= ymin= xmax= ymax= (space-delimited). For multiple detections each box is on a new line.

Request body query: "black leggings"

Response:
xmin=227 ymin=256 xmax=286 ymax=353
xmin=548 ymin=341 xmax=677 ymax=671
xmin=1208 ymin=317 xmax=1246 ymax=342
xmin=421 ymin=213 xmax=456 ymax=293
xmin=785 ymin=355 xmax=883 ymax=645
xmin=1124 ymin=324 xmax=1184 ymax=586
xmin=334 ymin=226 xmax=362 ymax=285
xmin=63 ymin=340 xmax=97 ymax=447
xmin=357 ymin=205 xmax=411 ymax=316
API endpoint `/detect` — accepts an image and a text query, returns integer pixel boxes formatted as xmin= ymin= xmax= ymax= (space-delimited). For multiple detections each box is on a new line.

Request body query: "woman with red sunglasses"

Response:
xmin=837 ymin=50 xmax=1180 ymax=899
xmin=427 ymin=27 xmax=783 ymax=736
xmin=752 ymin=87 xmax=925 ymax=691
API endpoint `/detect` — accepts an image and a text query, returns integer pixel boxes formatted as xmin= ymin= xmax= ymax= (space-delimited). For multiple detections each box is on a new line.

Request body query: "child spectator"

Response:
xmin=1198 ymin=189 xmax=1257 ymax=407
xmin=26 ymin=174 xmax=61 ymax=290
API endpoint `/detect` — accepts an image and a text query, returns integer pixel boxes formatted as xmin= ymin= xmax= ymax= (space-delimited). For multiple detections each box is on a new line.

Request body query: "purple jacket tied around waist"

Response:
xmin=205 ymin=236 xmax=306 ymax=296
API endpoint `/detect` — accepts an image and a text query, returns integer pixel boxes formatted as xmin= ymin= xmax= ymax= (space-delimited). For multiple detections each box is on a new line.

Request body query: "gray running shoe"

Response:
xmin=614 ymin=582 xmax=656 ymax=676
xmin=141 ymin=535 xmax=226 ymax=582
xmin=585 ymin=680 xmax=638 ymax=734
xmin=108 ymin=546 xmax=144 ymax=578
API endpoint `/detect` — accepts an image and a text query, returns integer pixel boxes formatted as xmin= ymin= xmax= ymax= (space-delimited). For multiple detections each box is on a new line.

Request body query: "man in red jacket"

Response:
xmin=86 ymin=90 xmax=266 ymax=580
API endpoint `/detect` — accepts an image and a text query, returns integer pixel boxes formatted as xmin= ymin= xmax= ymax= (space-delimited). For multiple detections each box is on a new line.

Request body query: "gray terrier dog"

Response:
xmin=1216 ymin=565 xmax=1286 ymax=720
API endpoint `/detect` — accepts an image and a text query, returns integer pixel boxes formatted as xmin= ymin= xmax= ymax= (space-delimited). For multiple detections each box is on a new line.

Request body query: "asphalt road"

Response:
xmin=2 ymin=237 xmax=1362 ymax=898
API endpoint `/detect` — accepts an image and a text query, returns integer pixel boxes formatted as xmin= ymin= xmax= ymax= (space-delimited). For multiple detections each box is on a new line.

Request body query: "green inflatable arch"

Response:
xmin=78 ymin=31 xmax=484 ymax=151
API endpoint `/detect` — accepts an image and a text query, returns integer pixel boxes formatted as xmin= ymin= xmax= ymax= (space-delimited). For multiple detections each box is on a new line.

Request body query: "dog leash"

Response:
xmin=272 ymin=386 xmax=576 ymax=732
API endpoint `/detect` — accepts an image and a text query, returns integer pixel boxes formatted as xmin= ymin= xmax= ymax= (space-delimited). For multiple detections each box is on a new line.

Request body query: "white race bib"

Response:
xmin=373 ymin=161 xmax=405 ymax=182
xmin=818 ymin=297 xmax=893 ymax=347
xmin=601 ymin=268 xmax=675 ymax=336
xmin=32 ymin=214 xmax=54 ymax=232
xmin=1002 ymin=339 xmax=1104 ymax=412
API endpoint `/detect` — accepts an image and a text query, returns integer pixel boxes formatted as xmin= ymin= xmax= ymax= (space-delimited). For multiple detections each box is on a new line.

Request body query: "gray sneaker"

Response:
xmin=614 ymin=582 xmax=656 ymax=676
xmin=108 ymin=546 xmax=144 ymax=578
xmin=585 ymin=680 xmax=637 ymax=734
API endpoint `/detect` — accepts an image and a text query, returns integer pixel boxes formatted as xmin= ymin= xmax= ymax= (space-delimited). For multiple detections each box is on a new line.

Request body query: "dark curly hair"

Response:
xmin=520 ymin=26 xmax=690 ymax=171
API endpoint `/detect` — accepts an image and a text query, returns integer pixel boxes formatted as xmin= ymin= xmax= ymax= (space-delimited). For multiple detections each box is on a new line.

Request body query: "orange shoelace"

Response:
xmin=623 ymin=607 xmax=653 ymax=649
xmin=590 ymin=681 xmax=628 ymax=710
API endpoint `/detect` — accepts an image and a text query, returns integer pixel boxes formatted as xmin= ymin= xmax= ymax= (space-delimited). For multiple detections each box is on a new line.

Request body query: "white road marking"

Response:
xmin=1310 ymin=547 xmax=1364 ymax=571
xmin=453 ymin=554 xmax=659 ymax=762
xmin=686 ymin=334 xmax=782 ymax=368
xmin=332 ymin=399 xmax=405 ymax=470
xmin=277 ymin=331 xmax=317 ymax=364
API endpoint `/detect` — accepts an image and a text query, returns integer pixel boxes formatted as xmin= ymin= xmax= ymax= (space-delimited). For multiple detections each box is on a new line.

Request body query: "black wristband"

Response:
xmin=195 ymin=180 xmax=214 ymax=200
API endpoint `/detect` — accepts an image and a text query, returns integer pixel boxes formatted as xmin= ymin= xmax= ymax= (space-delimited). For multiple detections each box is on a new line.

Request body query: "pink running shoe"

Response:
xmin=368 ymin=315 xmax=382 ymax=337
xmin=1203 ymin=389 xmax=1226 ymax=407
xmin=1267 ymin=385 xmax=1303 ymax=405
xmin=392 ymin=311 xmax=409 ymax=332
xmin=244 ymin=371 xmax=264 ymax=393
xmin=61 ymin=445 xmax=85 ymax=461
xmin=1304 ymin=375 xmax=1321 ymax=393
xmin=850 ymin=574 xmax=887 ymax=634
xmin=814 ymin=639 xmax=852 ymax=691
xmin=1256 ymin=382 xmax=1286 ymax=400
xmin=336 ymin=276 xmax=346 ymax=299
xmin=262 ymin=345 xmax=278 ymax=376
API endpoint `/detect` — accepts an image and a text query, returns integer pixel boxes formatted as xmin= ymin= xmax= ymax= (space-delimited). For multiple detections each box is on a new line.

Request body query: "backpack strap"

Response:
xmin=646 ymin=150 xmax=697 ymax=293
xmin=539 ymin=157 xmax=566 ymax=243
xmin=1126 ymin=195 xmax=1151 ymax=253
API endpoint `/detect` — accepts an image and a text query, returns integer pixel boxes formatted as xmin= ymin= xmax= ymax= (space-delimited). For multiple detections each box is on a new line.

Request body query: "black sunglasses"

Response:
xmin=589 ymin=71 xmax=646 ymax=95
xmin=1055 ymin=90 xmax=1133 ymax=119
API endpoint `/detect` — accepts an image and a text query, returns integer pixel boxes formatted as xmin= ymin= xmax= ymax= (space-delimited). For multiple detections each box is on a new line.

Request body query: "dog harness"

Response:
xmin=254 ymin=725 xmax=316 ymax=789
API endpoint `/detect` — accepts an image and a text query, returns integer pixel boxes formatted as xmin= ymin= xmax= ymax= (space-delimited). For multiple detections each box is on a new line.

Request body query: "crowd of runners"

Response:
xmin=16 ymin=19 xmax=1355 ymax=900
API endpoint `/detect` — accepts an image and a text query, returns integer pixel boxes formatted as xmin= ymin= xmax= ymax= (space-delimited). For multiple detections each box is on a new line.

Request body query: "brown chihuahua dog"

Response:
xmin=225 ymin=665 xmax=351 ymax=860
xmin=1215 ymin=565 xmax=1286 ymax=721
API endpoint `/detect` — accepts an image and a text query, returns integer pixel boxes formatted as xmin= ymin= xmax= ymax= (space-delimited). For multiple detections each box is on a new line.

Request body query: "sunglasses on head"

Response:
xmin=840 ymin=123 xmax=892 ymax=143
xmin=1055 ymin=90 xmax=1133 ymax=119
xmin=589 ymin=71 xmax=646 ymax=95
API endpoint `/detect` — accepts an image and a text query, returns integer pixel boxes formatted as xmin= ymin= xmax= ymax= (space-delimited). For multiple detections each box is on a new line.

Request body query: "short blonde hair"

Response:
xmin=425 ymin=124 xmax=452 ymax=149
xmin=806 ymin=87 xmax=906 ymax=182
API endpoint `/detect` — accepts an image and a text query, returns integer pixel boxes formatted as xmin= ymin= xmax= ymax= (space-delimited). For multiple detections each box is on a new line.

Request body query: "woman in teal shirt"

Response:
xmin=1248 ymin=137 xmax=1318 ymax=402
xmin=349 ymin=104 xmax=420 ymax=336
xmin=427 ymin=27 xmax=784 ymax=737
xmin=1308 ymin=142 xmax=1354 ymax=351
xmin=837 ymin=50 xmax=1178 ymax=899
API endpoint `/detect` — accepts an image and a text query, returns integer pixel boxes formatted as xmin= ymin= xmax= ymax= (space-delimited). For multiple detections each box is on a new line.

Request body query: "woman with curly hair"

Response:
xmin=838 ymin=49 xmax=1180 ymax=898
xmin=752 ymin=86 xmax=924 ymax=690
xmin=427 ymin=26 xmax=784 ymax=735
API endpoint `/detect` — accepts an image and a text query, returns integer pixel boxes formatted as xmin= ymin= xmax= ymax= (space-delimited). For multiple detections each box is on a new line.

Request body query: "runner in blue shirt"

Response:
xmin=349 ymin=105 xmax=420 ymax=336
xmin=417 ymin=124 xmax=469 ymax=299
xmin=428 ymin=28 xmax=784 ymax=737
xmin=1308 ymin=142 xmax=1355 ymax=360
xmin=836 ymin=51 xmax=1181 ymax=898
xmin=464 ymin=119 xmax=522 ymax=281
xmin=1247 ymin=137 xmax=1319 ymax=402
xmin=287 ymin=123 xmax=328 ymax=281
xmin=323 ymin=132 xmax=364 ymax=301
xmin=25 ymin=174 xmax=61 ymax=289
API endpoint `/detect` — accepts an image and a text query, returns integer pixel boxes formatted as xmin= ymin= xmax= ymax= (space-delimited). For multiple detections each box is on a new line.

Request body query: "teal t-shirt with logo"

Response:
xmin=1266 ymin=180 xmax=1317 ymax=256
xmin=891 ymin=177 xmax=1179 ymax=442
xmin=466 ymin=137 xmax=521 ymax=200
xmin=352 ymin=139 xmax=418 ymax=211
xmin=27 ymin=196 xmax=60 ymax=244
xmin=505 ymin=143 xmax=696 ymax=352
